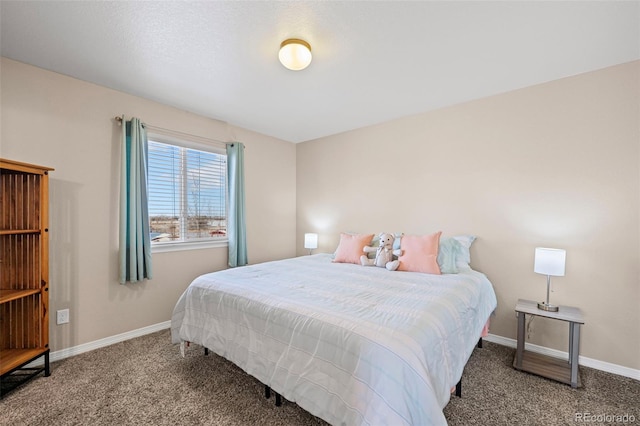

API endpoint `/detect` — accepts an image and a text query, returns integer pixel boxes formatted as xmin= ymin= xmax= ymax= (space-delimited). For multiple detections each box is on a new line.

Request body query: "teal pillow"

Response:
xmin=452 ymin=235 xmax=476 ymax=270
xmin=437 ymin=237 xmax=462 ymax=274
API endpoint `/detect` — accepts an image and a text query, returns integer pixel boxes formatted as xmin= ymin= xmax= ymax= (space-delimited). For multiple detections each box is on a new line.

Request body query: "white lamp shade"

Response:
xmin=279 ymin=39 xmax=312 ymax=71
xmin=534 ymin=247 xmax=566 ymax=276
xmin=304 ymin=233 xmax=318 ymax=250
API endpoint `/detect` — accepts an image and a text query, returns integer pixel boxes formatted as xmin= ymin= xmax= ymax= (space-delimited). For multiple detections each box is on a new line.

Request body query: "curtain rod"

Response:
xmin=114 ymin=116 xmax=229 ymax=146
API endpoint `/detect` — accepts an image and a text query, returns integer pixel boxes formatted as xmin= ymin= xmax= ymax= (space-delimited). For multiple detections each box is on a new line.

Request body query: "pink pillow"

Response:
xmin=398 ymin=232 xmax=442 ymax=274
xmin=333 ymin=233 xmax=374 ymax=265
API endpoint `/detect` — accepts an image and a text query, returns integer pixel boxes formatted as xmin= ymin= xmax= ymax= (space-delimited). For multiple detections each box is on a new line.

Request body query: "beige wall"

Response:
xmin=297 ymin=61 xmax=640 ymax=370
xmin=0 ymin=58 xmax=296 ymax=352
xmin=2 ymin=55 xmax=638 ymax=372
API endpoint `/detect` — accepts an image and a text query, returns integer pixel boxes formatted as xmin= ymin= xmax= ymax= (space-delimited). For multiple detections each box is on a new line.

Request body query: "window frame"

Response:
xmin=147 ymin=131 xmax=228 ymax=253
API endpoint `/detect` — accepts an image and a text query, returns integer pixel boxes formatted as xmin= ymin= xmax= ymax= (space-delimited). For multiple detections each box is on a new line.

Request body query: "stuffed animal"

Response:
xmin=360 ymin=232 xmax=402 ymax=271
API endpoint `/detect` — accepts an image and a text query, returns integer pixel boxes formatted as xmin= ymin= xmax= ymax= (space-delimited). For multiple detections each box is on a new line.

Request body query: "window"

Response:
xmin=147 ymin=135 xmax=227 ymax=250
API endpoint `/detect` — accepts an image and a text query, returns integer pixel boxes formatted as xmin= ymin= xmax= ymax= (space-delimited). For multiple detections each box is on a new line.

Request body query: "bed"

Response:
xmin=171 ymin=252 xmax=497 ymax=426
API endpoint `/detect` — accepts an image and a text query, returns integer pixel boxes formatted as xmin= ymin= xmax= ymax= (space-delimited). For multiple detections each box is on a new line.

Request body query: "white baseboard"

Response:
xmin=484 ymin=333 xmax=640 ymax=381
xmin=27 ymin=321 xmax=171 ymax=367
xmin=28 ymin=325 xmax=638 ymax=382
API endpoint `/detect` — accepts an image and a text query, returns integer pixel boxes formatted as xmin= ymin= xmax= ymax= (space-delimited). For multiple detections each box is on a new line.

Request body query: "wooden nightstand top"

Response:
xmin=515 ymin=299 xmax=584 ymax=324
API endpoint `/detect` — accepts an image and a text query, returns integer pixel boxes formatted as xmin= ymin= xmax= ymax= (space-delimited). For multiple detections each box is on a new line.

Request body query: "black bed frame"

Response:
xmin=203 ymin=337 xmax=483 ymax=406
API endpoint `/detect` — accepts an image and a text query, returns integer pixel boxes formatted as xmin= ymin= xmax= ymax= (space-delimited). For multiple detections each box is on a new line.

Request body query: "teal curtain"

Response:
xmin=226 ymin=142 xmax=248 ymax=267
xmin=119 ymin=117 xmax=152 ymax=283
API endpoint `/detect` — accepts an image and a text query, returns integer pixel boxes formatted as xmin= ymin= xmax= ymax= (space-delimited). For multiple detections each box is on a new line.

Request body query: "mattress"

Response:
xmin=171 ymin=253 xmax=497 ymax=426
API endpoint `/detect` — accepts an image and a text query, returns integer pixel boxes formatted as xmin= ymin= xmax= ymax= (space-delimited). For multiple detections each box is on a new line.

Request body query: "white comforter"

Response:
xmin=171 ymin=254 xmax=497 ymax=426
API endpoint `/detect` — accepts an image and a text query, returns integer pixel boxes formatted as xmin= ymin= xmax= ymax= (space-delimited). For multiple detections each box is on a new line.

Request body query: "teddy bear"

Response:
xmin=360 ymin=232 xmax=402 ymax=271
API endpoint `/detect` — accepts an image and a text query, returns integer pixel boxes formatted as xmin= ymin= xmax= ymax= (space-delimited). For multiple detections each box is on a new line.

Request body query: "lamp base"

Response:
xmin=537 ymin=302 xmax=559 ymax=312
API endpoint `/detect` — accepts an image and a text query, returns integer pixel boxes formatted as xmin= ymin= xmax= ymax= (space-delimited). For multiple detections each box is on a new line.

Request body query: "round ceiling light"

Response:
xmin=278 ymin=39 xmax=312 ymax=71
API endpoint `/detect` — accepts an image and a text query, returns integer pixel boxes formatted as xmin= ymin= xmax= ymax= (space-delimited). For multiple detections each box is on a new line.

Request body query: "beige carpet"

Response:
xmin=2 ymin=329 xmax=638 ymax=425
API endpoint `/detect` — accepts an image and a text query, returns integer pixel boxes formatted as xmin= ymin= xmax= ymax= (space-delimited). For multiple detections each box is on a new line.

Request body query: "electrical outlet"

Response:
xmin=56 ymin=309 xmax=69 ymax=325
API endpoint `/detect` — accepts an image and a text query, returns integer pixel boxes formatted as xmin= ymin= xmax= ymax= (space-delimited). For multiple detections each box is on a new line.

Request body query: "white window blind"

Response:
xmin=147 ymin=140 xmax=227 ymax=244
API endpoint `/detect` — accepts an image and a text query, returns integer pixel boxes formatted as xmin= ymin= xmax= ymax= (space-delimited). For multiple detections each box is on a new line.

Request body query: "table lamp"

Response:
xmin=534 ymin=247 xmax=566 ymax=312
xmin=304 ymin=233 xmax=318 ymax=255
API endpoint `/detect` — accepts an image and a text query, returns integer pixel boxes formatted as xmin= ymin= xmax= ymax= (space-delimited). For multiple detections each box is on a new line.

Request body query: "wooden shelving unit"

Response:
xmin=0 ymin=158 xmax=54 ymax=396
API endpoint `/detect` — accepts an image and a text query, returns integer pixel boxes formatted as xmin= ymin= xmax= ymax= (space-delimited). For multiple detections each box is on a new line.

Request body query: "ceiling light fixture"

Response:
xmin=278 ymin=39 xmax=312 ymax=71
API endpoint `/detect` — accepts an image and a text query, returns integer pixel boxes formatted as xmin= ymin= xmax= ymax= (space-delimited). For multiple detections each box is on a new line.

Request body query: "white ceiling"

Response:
xmin=1 ymin=1 xmax=638 ymax=143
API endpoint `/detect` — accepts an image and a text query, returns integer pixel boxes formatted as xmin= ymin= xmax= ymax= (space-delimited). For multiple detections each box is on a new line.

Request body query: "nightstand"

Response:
xmin=513 ymin=299 xmax=584 ymax=388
